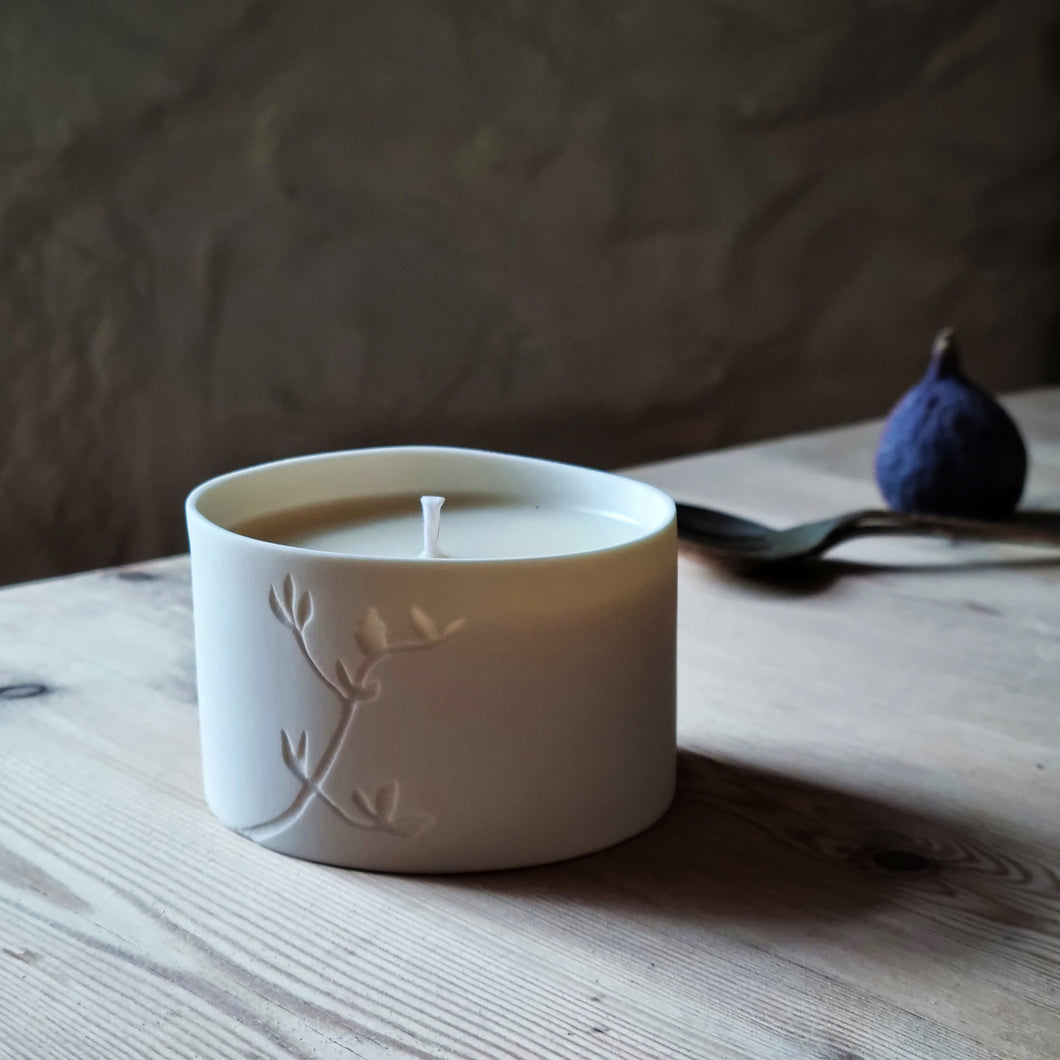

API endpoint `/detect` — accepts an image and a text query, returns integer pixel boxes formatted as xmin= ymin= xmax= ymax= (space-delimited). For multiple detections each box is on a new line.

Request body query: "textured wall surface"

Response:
xmin=0 ymin=1 xmax=1057 ymax=583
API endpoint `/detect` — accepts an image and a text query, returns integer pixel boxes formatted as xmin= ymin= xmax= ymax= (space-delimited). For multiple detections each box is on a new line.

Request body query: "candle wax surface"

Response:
xmin=232 ymin=493 xmax=646 ymax=560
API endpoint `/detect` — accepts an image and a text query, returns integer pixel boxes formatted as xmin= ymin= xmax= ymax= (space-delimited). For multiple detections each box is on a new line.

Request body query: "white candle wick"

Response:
xmin=419 ymin=495 xmax=449 ymax=559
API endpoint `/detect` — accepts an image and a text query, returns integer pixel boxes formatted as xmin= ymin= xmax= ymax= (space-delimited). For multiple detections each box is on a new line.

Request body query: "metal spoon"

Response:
xmin=675 ymin=502 xmax=1060 ymax=564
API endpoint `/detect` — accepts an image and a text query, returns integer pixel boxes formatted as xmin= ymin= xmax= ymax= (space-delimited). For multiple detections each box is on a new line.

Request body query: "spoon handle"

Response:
xmin=836 ymin=510 xmax=1060 ymax=549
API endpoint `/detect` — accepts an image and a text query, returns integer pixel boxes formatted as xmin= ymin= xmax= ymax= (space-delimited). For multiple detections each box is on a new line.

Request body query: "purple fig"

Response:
xmin=875 ymin=328 xmax=1027 ymax=519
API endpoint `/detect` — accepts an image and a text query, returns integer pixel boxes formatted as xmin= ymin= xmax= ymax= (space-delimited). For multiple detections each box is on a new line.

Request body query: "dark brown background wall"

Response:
xmin=0 ymin=1 xmax=1057 ymax=584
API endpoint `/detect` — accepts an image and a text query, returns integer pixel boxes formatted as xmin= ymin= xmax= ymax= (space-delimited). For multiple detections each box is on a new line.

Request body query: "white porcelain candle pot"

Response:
xmin=186 ymin=447 xmax=677 ymax=872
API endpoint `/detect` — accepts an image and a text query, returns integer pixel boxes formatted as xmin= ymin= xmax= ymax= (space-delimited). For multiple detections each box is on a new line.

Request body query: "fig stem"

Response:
xmin=930 ymin=326 xmax=960 ymax=377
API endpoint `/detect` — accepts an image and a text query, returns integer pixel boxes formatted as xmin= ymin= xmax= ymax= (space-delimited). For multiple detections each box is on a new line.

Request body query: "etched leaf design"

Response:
xmin=357 ymin=678 xmax=381 ymax=702
xmin=388 ymin=813 xmax=434 ymax=837
xmin=410 ymin=605 xmax=438 ymax=642
xmin=268 ymin=585 xmax=288 ymax=625
xmin=261 ymin=582 xmax=457 ymax=843
xmin=355 ymin=607 xmax=388 ymax=655
xmin=335 ymin=659 xmax=356 ymax=696
xmin=280 ymin=729 xmax=297 ymax=772
xmin=295 ymin=590 xmax=313 ymax=629
xmin=375 ymin=780 xmax=398 ymax=821
xmin=352 ymin=788 xmax=376 ymax=820
xmin=344 ymin=800 xmax=376 ymax=828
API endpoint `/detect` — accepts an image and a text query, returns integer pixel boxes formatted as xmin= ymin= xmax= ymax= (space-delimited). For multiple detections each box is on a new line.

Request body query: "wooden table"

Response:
xmin=3 ymin=389 xmax=1059 ymax=1059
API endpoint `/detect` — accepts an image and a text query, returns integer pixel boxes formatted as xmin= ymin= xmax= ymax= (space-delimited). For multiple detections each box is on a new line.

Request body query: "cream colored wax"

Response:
xmin=234 ymin=492 xmax=644 ymax=560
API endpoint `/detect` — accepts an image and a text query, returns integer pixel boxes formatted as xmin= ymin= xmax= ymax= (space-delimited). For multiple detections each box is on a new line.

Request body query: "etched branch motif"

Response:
xmin=240 ymin=574 xmax=464 ymax=843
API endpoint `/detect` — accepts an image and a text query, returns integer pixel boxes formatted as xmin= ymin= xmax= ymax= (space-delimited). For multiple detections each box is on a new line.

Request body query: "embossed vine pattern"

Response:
xmin=241 ymin=574 xmax=464 ymax=842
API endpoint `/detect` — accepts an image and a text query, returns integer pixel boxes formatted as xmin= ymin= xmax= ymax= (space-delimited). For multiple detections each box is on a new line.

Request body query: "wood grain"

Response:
xmin=2 ymin=388 xmax=1060 ymax=1058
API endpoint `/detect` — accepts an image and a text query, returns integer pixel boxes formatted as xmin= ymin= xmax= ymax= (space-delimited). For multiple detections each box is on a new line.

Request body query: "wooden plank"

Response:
xmin=2 ymin=390 xmax=1060 ymax=1058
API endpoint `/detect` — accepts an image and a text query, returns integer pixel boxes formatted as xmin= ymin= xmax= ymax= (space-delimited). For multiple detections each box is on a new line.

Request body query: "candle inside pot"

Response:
xmin=188 ymin=445 xmax=677 ymax=873
xmin=232 ymin=492 xmax=644 ymax=560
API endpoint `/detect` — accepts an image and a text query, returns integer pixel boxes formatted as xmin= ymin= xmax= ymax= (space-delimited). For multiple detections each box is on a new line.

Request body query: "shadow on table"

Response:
xmin=682 ymin=538 xmax=1060 ymax=599
xmin=442 ymin=751 xmax=1057 ymax=935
